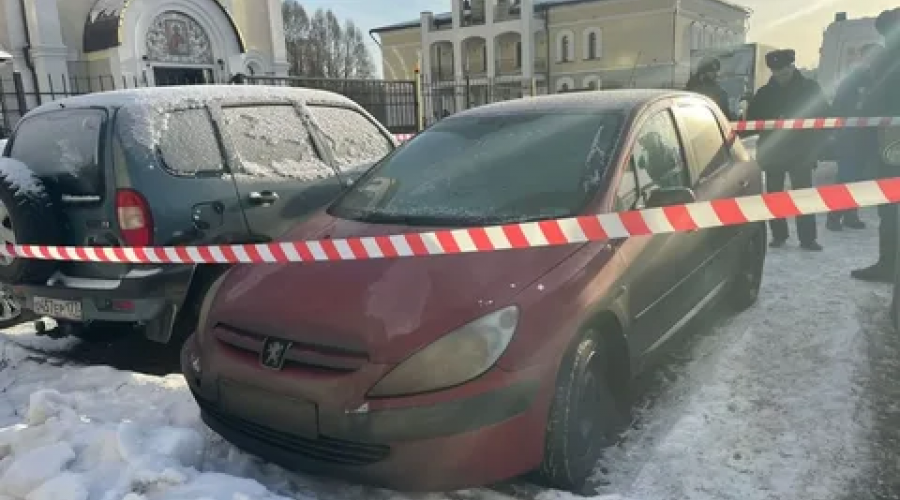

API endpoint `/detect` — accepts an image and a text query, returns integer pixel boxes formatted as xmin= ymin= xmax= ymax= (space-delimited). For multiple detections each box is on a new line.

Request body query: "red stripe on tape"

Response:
xmin=877 ymin=177 xmax=900 ymax=203
xmin=502 ymin=224 xmax=530 ymax=248
xmin=538 ymin=220 xmax=568 ymax=245
xmin=435 ymin=231 xmax=461 ymax=253
xmin=375 ymin=237 xmax=399 ymax=258
xmin=577 ymin=215 xmax=609 ymax=240
xmin=762 ymin=191 xmax=801 ymax=218
xmin=619 ymin=210 xmax=651 ymax=236
xmin=662 ymin=204 xmax=699 ymax=232
xmin=818 ymin=183 xmax=859 ymax=211
xmin=709 ymin=198 xmax=748 ymax=225
xmin=468 ymin=227 xmax=495 ymax=252
xmin=347 ymin=238 xmax=368 ymax=259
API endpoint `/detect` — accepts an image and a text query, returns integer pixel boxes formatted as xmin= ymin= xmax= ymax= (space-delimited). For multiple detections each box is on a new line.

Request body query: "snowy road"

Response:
xmin=1 ymin=167 xmax=899 ymax=500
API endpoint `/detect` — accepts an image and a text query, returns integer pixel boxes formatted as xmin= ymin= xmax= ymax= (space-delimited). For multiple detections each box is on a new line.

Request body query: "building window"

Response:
xmin=557 ymin=30 xmax=574 ymax=62
xmin=584 ymin=29 xmax=601 ymax=60
xmin=515 ymin=41 xmax=522 ymax=68
xmin=482 ymin=44 xmax=487 ymax=72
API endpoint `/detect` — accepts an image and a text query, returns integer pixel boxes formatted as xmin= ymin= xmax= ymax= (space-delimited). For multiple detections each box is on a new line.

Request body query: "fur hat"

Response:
xmin=765 ymin=49 xmax=796 ymax=70
xmin=876 ymin=8 xmax=900 ymax=37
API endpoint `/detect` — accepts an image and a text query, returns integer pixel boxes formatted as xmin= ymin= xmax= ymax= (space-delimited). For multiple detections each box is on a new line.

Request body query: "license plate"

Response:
xmin=32 ymin=296 xmax=82 ymax=321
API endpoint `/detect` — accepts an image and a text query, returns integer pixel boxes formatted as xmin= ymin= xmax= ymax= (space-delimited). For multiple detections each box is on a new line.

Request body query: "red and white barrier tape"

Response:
xmin=3 ymin=178 xmax=900 ymax=264
xmin=393 ymin=116 xmax=900 ymax=142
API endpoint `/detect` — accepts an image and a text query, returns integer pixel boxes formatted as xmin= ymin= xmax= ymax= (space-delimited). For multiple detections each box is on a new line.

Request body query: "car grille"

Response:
xmin=214 ymin=323 xmax=368 ymax=372
xmin=196 ymin=394 xmax=390 ymax=466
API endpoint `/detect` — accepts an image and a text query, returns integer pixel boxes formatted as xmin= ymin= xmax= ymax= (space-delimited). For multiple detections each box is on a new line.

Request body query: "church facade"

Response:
xmin=0 ymin=0 xmax=289 ymax=95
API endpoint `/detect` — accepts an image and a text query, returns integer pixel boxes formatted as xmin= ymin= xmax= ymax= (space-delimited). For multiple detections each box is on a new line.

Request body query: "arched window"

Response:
xmin=561 ymin=83 xmax=569 ymax=91
xmin=515 ymin=40 xmax=522 ymax=68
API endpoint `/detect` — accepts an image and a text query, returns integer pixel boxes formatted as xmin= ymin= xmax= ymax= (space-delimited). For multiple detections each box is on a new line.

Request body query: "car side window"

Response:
xmin=158 ymin=108 xmax=224 ymax=176
xmin=615 ymin=159 xmax=639 ymax=211
xmin=628 ymin=110 xmax=689 ymax=206
xmin=306 ymin=105 xmax=393 ymax=171
xmin=220 ymin=104 xmax=336 ymax=181
xmin=677 ymin=104 xmax=732 ymax=182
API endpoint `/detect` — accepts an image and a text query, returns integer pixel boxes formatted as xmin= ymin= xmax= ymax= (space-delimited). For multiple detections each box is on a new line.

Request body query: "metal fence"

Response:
xmin=244 ymin=75 xmax=419 ymax=134
xmin=0 ymin=70 xmax=590 ymax=138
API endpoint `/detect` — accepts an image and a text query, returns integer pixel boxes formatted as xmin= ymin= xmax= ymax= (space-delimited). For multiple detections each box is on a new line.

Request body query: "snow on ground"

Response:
xmin=0 ymin=164 xmax=896 ymax=500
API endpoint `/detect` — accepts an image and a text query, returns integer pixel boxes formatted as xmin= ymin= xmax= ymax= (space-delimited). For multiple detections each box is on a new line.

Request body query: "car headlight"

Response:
xmin=367 ymin=306 xmax=520 ymax=398
xmin=884 ymin=141 xmax=900 ymax=167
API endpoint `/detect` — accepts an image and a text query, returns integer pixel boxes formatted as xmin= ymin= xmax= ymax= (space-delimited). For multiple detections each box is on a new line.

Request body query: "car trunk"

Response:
xmin=9 ymin=107 xmax=134 ymax=281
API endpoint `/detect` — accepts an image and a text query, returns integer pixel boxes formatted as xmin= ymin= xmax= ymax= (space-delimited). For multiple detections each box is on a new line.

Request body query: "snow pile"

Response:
xmin=0 ymin=391 xmax=287 ymax=500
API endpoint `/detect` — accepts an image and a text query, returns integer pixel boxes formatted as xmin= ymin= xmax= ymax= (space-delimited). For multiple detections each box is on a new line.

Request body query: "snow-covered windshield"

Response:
xmin=329 ymin=111 xmax=623 ymax=226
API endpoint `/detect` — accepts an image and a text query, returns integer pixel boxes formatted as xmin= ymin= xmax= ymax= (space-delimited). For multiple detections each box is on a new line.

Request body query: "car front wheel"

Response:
xmin=538 ymin=333 xmax=628 ymax=493
xmin=727 ymin=222 xmax=767 ymax=311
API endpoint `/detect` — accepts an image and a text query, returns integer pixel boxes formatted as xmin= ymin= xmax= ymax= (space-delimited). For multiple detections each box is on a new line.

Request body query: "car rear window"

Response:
xmin=329 ymin=111 xmax=624 ymax=226
xmin=9 ymin=109 xmax=105 ymax=196
xmin=307 ymin=105 xmax=393 ymax=170
xmin=220 ymin=104 xmax=335 ymax=181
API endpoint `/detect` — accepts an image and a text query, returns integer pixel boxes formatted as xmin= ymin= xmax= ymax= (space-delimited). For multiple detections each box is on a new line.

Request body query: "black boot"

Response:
xmin=843 ymin=211 xmax=866 ymax=230
xmin=826 ymin=214 xmax=843 ymax=232
xmin=851 ymin=261 xmax=895 ymax=283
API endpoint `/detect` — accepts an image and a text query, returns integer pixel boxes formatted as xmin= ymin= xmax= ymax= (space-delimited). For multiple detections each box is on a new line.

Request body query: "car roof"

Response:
xmin=447 ymin=89 xmax=692 ymax=119
xmin=23 ymin=85 xmax=379 ymax=151
xmin=27 ymin=84 xmax=360 ymax=115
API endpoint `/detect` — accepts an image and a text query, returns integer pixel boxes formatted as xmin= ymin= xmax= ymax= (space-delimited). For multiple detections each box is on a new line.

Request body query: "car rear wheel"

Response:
xmin=538 ymin=333 xmax=628 ymax=493
xmin=0 ymin=159 xmax=62 ymax=285
xmin=727 ymin=222 xmax=766 ymax=311
xmin=0 ymin=284 xmax=29 ymax=329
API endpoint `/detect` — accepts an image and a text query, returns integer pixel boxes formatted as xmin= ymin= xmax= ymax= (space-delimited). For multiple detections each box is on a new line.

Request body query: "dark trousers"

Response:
xmin=877 ymin=162 xmax=900 ymax=266
xmin=830 ymin=158 xmax=868 ymax=222
xmin=765 ymin=164 xmax=817 ymax=243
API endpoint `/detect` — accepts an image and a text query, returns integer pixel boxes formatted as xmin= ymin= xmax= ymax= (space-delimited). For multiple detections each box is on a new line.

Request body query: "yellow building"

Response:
xmin=372 ymin=0 xmax=750 ymax=116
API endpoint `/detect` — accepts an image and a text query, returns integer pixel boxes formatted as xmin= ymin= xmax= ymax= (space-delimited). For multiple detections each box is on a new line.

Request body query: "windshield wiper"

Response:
xmin=342 ymin=211 xmax=489 ymax=227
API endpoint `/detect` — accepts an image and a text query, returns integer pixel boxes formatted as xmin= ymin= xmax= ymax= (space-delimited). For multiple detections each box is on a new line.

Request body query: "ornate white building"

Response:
xmin=0 ymin=0 xmax=289 ymax=96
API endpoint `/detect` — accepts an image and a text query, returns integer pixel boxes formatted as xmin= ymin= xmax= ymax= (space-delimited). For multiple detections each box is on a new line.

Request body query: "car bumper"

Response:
xmin=181 ymin=336 xmax=553 ymax=491
xmin=12 ymin=265 xmax=193 ymax=324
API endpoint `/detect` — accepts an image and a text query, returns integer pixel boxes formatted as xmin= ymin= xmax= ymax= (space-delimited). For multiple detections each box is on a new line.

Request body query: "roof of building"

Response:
xmin=83 ymin=0 xmax=246 ymax=53
xmin=370 ymin=0 xmax=750 ymax=34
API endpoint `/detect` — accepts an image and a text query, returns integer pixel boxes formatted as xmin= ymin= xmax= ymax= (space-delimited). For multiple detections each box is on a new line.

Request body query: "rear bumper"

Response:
xmin=12 ymin=265 xmax=194 ymax=324
xmin=181 ymin=337 xmax=551 ymax=491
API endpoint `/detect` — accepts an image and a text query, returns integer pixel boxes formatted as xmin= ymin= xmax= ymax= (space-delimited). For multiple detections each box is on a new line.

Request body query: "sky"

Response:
xmin=297 ymin=0 xmax=900 ymax=71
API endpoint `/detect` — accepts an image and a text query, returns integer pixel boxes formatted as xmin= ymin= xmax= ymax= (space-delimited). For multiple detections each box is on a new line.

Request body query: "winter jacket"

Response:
xmin=746 ymin=70 xmax=832 ymax=170
xmin=863 ymin=44 xmax=900 ymax=171
xmin=832 ymin=68 xmax=879 ymax=166
xmin=685 ymin=78 xmax=734 ymax=120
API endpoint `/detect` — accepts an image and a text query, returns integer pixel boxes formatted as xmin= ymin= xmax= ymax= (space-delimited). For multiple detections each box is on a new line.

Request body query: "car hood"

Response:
xmin=209 ymin=211 xmax=583 ymax=363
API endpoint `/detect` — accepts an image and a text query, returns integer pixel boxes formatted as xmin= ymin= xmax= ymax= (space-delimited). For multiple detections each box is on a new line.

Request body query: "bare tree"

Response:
xmin=282 ymin=1 xmax=375 ymax=79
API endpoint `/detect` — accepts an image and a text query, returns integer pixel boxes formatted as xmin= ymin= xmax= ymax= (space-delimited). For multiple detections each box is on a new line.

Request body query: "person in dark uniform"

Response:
xmin=686 ymin=56 xmax=735 ymax=120
xmin=852 ymin=8 xmax=900 ymax=282
xmin=746 ymin=49 xmax=831 ymax=251
xmin=827 ymin=43 xmax=883 ymax=231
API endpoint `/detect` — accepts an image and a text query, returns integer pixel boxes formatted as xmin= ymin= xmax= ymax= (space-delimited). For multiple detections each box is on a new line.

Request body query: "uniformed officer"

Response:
xmin=852 ymin=7 xmax=900 ymax=282
xmin=685 ymin=56 xmax=735 ymax=120
xmin=746 ymin=49 xmax=831 ymax=251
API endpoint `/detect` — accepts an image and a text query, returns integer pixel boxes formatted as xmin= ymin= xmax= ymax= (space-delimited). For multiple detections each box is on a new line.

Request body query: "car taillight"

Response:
xmin=115 ymin=189 xmax=153 ymax=247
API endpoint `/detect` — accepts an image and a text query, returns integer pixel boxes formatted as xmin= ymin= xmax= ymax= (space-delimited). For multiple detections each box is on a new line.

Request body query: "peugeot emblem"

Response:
xmin=260 ymin=337 xmax=292 ymax=370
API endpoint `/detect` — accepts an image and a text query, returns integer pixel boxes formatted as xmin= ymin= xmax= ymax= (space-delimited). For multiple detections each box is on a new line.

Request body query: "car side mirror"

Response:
xmin=646 ymin=187 xmax=696 ymax=208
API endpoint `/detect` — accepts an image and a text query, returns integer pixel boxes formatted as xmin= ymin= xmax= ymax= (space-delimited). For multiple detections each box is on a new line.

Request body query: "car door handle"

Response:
xmin=248 ymin=191 xmax=280 ymax=206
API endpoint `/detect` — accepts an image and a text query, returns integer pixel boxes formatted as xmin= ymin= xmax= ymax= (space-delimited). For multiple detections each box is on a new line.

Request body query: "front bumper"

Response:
xmin=181 ymin=337 xmax=551 ymax=491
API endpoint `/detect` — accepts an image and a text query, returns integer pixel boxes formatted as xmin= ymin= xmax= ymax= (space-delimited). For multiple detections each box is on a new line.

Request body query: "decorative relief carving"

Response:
xmin=145 ymin=11 xmax=214 ymax=64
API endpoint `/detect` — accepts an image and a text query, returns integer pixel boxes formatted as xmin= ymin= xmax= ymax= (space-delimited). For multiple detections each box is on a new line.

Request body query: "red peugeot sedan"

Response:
xmin=182 ymin=90 xmax=766 ymax=493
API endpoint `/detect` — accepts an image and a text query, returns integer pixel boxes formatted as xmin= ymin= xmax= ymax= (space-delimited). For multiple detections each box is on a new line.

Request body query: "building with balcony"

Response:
xmin=371 ymin=0 xmax=750 ymax=116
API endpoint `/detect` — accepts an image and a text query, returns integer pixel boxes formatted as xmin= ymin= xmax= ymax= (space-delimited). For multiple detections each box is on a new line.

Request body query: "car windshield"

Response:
xmin=329 ymin=111 xmax=623 ymax=226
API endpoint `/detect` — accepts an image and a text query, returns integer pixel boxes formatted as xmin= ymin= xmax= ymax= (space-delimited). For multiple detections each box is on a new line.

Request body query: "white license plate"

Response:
xmin=33 ymin=296 xmax=82 ymax=321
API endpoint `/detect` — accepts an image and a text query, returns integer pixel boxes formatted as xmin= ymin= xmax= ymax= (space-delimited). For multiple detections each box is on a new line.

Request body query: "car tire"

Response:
xmin=0 ymin=159 xmax=62 ymax=285
xmin=727 ymin=222 xmax=767 ymax=311
xmin=538 ymin=333 xmax=628 ymax=493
